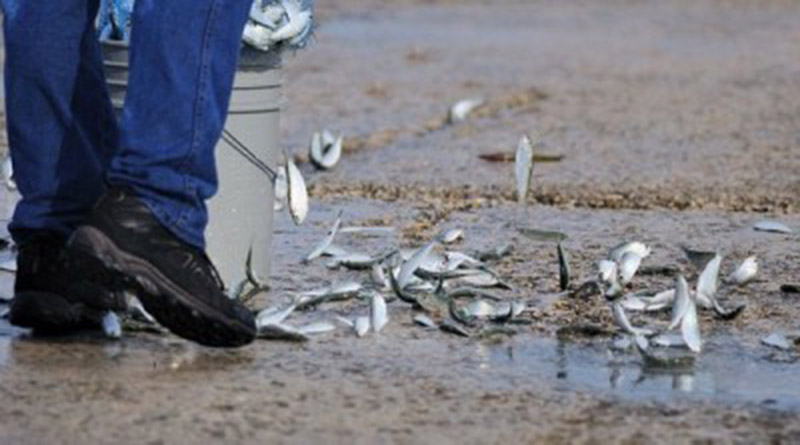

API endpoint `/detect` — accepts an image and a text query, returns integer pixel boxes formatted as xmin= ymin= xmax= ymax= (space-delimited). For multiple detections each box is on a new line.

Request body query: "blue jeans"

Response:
xmin=2 ymin=0 xmax=252 ymax=248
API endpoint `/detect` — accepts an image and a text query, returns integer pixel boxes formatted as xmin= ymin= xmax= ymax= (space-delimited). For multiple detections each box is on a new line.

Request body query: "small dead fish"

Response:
xmin=726 ymin=255 xmax=757 ymax=286
xmin=413 ymin=313 xmax=437 ymax=329
xmin=322 ymin=244 xmax=350 ymax=257
xmin=285 ymin=152 xmax=309 ymax=225
xmin=329 ymin=252 xmax=383 ymax=270
xmin=354 ymin=316 xmax=371 ymax=337
xmin=256 ymin=304 xmax=296 ymax=328
xmin=610 ymin=302 xmax=653 ymax=337
xmin=370 ymin=264 xmax=390 ymax=290
xmin=309 ymin=130 xmax=343 ymax=170
xmin=443 ymin=252 xmax=483 ymax=271
xmin=441 ymin=228 xmax=465 ymax=244
xmin=370 ymin=294 xmax=388 ymax=333
xmin=258 ymin=323 xmax=310 ymax=342
xmin=463 ymin=299 xmax=497 ymax=318
xmin=680 ymin=292 xmax=702 ymax=353
xmin=440 ymin=319 xmax=471 ymax=337
xmin=761 ymin=332 xmax=792 ymax=351
xmin=697 ymin=254 xmax=722 ymax=304
xmin=518 ymin=227 xmax=567 ymax=243
xmin=753 ymin=220 xmax=793 ymax=234
xmin=273 ymin=166 xmax=288 ymax=211
xmin=514 ymin=134 xmax=534 ymax=203
xmin=304 ymin=211 xmax=343 ymax=263
xmin=448 ymin=98 xmax=484 ymax=123
xmin=0 ymin=306 xmax=9 ymax=319
xmin=598 ymin=260 xmax=617 ymax=283
xmin=297 ymin=321 xmax=337 ymax=336
xmin=450 ymin=270 xmax=510 ymax=289
xmin=398 ymin=239 xmax=439 ymax=289
xmin=680 ymin=245 xmax=717 ymax=270
xmin=609 ymin=241 xmax=651 ymax=263
xmin=102 ymin=312 xmax=122 ymax=339
xmin=668 ymin=276 xmax=691 ymax=331
xmin=245 ymin=246 xmax=267 ymax=289
xmin=557 ymin=243 xmax=570 ymax=291
xmin=128 ymin=296 xmax=157 ymax=324
xmin=269 ymin=0 xmax=313 ymax=44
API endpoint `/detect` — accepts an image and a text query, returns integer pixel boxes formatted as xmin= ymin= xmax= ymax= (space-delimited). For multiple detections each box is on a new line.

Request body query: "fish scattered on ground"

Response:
xmin=370 ymin=293 xmax=388 ymax=333
xmin=441 ymin=228 xmax=464 ymax=244
xmin=413 ymin=313 xmax=437 ymax=329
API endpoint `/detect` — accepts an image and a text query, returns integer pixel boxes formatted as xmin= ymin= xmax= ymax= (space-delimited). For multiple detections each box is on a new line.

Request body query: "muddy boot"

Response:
xmin=68 ymin=187 xmax=257 ymax=348
xmin=9 ymin=232 xmax=126 ymax=334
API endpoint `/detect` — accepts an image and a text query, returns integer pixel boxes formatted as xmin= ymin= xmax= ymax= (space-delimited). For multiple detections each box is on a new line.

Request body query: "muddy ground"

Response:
xmin=1 ymin=0 xmax=800 ymax=443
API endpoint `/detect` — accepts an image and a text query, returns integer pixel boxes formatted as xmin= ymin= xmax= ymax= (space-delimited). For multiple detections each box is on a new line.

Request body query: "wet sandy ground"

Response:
xmin=1 ymin=0 xmax=800 ymax=443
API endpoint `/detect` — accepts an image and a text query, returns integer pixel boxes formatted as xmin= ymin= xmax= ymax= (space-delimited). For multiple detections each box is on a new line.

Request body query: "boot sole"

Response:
xmin=69 ymin=226 xmax=256 ymax=348
xmin=9 ymin=291 xmax=95 ymax=334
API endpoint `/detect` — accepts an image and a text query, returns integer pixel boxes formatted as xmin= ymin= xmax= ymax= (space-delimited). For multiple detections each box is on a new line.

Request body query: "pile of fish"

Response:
xmin=243 ymin=216 xmax=528 ymax=342
xmin=97 ymin=0 xmax=314 ymax=52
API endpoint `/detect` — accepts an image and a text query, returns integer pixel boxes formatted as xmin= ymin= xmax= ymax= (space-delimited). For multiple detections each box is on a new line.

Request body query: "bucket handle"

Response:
xmin=221 ymin=128 xmax=277 ymax=180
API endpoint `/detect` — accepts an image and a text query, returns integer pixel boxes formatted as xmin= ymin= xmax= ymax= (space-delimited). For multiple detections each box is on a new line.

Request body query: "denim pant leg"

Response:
xmin=3 ymin=0 xmax=118 ymax=243
xmin=108 ymin=0 xmax=253 ymax=249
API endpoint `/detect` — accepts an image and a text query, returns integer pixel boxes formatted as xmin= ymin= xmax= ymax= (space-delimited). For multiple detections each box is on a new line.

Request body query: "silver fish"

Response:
xmin=270 ymin=0 xmax=313 ymax=45
xmin=439 ymin=319 xmax=471 ymax=337
xmin=413 ymin=313 xmax=437 ymax=329
xmin=273 ymin=165 xmax=288 ymax=211
xmin=285 ymin=152 xmax=309 ymax=225
xmin=370 ymin=293 xmax=388 ymax=333
xmin=557 ymin=243 xmax=570 ymax=291
xmin=609 ymin=241 xmax=651 ymax=263
xmin=668 ymin=276 xmax=690 ymax=331
xmin=322 ymin=244 xmax=350 ymax=257
xmin=726 ymin=255 xmax=757 ymax=286
xmin=304 ymin=211 xmax=343 ymax=263
xmin=514 ymin=134 xmax=534 ymax=203
xmin=102 ymin=311 xmax=122 ymax=339
xmin=256 ymin=304 xmax=296 ymax=328
xmin=355 ymin=316 xmax=370 ymax=337
xmin=0 ymin=306 xmax=9 ymax=319
xmin=448 ymin=98 xmax=484 ymax=124
xmin=297 ymin=321 xmax=337 ymax=335
xmin=309 ymin=130 xmax=343 ymax=170
xmin=128 ymin=295 xmax=156 ymax=324
xmin=441 ymin=228 xmax=465 ymax=244
xmin=475 ymin=243 xmax=514 ymax=262
xmin=618 ymin=253 xmax=642 ymax=286
xmin=463 ymin=299 xmax=497 ymax=318
xmin=611 ymin=302 xmax=653 ymax=337
xmin=370 ymin=264 xmax=390 ymax=290
xmin=398 ymin=239 xmax=439 ymax=289
xmin=753 ymin=220 xmax=793 ymax=234
xmin=696 ymin=254 xmax=722 ymax=305
xmin=680 ymin=292 xmax=702 ymax=353
xmin=598 ymin=260 xmax=617 ymax=283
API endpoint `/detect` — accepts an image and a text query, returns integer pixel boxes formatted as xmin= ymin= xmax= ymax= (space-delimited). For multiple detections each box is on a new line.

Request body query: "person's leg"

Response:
xmin=3 ymin=0 xmax=118 ymax=243
xmin=69 ymin=0 xmax=259 ymax=347
xmin=3 ymin=0 xmax=125 ymax=332
xmin=108 ymin=0 xmax=252 ymax=249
